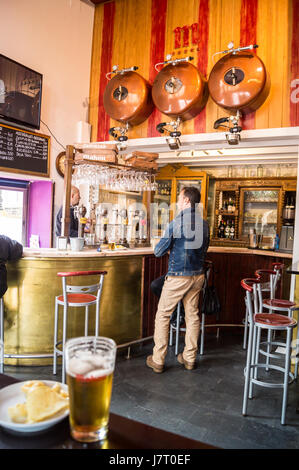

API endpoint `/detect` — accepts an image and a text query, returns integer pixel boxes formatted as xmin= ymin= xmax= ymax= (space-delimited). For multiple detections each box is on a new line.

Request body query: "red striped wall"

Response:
xmin=147 ymin=0 xmax=168 ymax=137
xmin=194 ymin=0 xmax=209 ymax=134
xmin=290 ymin=0 xmax=299 ymax=126
xmin=96 ymin=1 xmax=115 ymax=141
xmin=239 ymin=0 xmax=258 ymax=130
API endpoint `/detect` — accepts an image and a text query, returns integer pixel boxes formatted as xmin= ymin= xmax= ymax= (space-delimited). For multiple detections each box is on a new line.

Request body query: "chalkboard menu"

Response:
xmin=0 ymin=123 xmax=50 ymax=176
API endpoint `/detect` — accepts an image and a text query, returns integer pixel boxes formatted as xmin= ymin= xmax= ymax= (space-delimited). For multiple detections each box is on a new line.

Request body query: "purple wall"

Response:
xmin=27 ymin=180 xmax=53 ymax=248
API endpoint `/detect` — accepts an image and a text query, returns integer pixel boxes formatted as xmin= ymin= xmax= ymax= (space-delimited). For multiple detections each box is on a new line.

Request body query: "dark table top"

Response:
xmin=286 ymin=262 xmax=299 ymax=274
xmin=0 ymin=374 xmax=215 ymax=450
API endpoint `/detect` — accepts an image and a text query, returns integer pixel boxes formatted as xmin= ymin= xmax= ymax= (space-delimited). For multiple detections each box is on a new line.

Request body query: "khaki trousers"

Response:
xmin=152 ymin=274 xmax=205 ymax=365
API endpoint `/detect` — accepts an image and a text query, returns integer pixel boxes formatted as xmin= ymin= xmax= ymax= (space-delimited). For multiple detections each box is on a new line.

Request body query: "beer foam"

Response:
xmin=67 ymin=354 xmax=114 ymax=378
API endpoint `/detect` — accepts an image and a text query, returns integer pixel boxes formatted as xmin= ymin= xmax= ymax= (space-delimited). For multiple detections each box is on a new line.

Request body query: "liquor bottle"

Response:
xmin=228 ymin=198 xmax=233 ymax=212
xmin=225 ymin=220 xmax=230 ymax=238
xmin=230 ymin=220 xmax=235 ymax=239
xmin=218 ymin=219 xmax=225 ymax=238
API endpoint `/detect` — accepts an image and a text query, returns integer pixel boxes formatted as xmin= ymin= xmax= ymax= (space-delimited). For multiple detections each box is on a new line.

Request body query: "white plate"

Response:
xmin=0 ymin=380 xmax=69 ymax=434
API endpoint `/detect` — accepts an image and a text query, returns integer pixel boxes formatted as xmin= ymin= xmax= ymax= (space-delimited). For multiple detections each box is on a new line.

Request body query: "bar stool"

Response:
xmin=241 ymin=277 xmax=297 ymax=425
xmin=255 ymin=268 xmax=299 ymax=376
xmin=169 ymin=261 xmax=213 ymax=356
xmin=53 ymin=270 xmax=107 ymax=383
xmin=242 ymin=263 xmax=282 ymax=349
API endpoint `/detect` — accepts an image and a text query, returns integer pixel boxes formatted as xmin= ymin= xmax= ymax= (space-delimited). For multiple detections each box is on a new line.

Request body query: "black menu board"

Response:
xmin=0 ymin=123 xmax=50 ymax=176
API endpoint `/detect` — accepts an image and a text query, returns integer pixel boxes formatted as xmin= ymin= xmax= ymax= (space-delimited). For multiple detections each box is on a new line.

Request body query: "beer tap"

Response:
xmin=111 ymin=205 xmax=119 ymax=244
xmin=119 ymin=208 xmax=128 ymax=246
xmin=128 ymin=208 xmax=139 ymax=245
xmin=74 ymin=204 xmax=87 ymax=238
xmin=95 ymin=205 xmax=108 ymax=244
xmin=136 ymin=210 xmax=147 ymax=245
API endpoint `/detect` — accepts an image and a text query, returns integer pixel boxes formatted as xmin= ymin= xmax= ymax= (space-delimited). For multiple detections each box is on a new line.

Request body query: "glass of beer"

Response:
xmin=65 ymin=336 xmax=117 ymax=442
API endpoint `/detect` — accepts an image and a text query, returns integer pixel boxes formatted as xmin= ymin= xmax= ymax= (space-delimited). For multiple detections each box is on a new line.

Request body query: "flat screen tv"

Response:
xmin=0 ymin=54 xmax=42 ymax=130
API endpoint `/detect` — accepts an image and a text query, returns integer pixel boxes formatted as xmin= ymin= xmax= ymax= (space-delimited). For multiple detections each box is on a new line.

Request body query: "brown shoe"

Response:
xmin=177 ymin=353 xmax=195 ymax=370
xmin=146 ymin=355 xmax=164 ymax=373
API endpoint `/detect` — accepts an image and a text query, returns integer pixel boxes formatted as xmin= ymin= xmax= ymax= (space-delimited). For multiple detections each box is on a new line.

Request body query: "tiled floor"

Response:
xmin=3 ymin=332 xmax=299 ymax=449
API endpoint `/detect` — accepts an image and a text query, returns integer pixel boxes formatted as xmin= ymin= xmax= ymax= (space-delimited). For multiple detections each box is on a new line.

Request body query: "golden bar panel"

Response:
xmin=5 ymin=254 xmax=143 ymax=365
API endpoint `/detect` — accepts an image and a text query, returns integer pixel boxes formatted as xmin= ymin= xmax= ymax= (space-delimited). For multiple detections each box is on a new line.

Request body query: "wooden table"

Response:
xmin=0 ymin=374 xmax=216 ymax=450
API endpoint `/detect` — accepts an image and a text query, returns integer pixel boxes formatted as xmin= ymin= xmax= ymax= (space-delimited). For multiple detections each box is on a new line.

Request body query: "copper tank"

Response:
xmin=152 ymin=61 xmax=208 ymax=121
xmin=103 ymin=70 xmax=154 ymax=126
xmin=208 ymin=51 xmax=270 ymax=114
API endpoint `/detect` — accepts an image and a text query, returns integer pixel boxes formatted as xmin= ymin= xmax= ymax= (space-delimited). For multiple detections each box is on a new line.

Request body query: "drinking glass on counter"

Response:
xmin=65 ymin=336 xmax=117 ymax=442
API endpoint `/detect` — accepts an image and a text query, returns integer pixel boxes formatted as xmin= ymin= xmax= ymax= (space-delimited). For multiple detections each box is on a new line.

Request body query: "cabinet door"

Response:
xmin=239 ymin=188 xmax=281 ymax=240
xmin=152 ymin=179 xmax=173 ymax=237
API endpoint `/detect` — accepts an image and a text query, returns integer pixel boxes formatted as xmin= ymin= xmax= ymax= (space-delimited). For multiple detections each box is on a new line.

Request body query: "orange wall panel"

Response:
xmin=89 ymin=0 xmax=299 ymax=142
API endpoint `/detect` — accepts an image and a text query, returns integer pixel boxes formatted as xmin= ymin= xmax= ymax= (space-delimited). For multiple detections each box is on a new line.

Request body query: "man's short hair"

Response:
xmin=181 ymin=186 xmax=201 ymax=207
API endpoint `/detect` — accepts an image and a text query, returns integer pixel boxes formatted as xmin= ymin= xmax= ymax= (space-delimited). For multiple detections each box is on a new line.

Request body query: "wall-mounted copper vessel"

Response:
xmin=103 ymin=67 xmax=154 ymax=126
xmin=208 ymin=50 xmax=270 ymax=114
xmin=152 ymin=60 xmax=208 ymax=121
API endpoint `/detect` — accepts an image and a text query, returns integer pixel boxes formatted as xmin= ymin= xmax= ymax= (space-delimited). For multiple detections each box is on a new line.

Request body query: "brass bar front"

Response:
xmin=4 ymin=254 xmax=143 ymax=365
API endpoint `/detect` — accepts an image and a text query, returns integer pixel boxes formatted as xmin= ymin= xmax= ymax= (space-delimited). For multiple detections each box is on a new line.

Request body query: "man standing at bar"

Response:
xmin=146 ymin=186 xmax=210 ymax=373
xmin=55 ymin=186 xmax=81 ymax=238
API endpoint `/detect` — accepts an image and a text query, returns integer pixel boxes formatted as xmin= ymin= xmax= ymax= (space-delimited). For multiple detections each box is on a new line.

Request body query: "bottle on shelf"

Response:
xmin=228 ymin=197 xmax=233 ymax=212
xmin=225 ymin=220 xmax=231 ymax=238
xmin=230 ymin=220 xmax=235 ymax=239
xmin=218 ymin=219 xmax=225 ymax=238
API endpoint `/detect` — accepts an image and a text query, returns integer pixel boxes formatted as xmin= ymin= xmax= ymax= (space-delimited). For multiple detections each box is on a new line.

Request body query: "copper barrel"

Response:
xmin=103 ymin=71 xmax=154 ymax=126
xmin=208 ymin=51 xmax=270 ymax=114
xmin=152 ymin=62 xmax=208 ymax=121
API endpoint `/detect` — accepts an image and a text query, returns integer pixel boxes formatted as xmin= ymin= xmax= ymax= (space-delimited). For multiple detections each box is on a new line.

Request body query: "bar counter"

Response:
xmin=4 ymin=245 xmax=292 ymax=365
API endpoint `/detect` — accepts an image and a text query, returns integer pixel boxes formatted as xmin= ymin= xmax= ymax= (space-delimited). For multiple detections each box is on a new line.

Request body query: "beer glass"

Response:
xmin=65 ymin=336 xmax=117 ymax=442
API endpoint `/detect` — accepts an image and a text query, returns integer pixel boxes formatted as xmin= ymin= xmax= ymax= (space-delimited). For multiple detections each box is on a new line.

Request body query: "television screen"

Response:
xmin=0 ymin=54 xmax=42 ymax=130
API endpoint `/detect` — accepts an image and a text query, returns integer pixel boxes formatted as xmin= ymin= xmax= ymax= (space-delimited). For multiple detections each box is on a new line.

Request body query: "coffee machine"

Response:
xmin=279 ymin=198 xmax=295 ymax=253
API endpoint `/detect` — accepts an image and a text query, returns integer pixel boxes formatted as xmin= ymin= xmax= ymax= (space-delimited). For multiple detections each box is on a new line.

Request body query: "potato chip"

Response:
xmin=26 ymin=386 xmax=69 ymax=423
xmin=21 ymin=380 xmax=46 ymax=396
xmin=8 ymin=381 xmax=69 ymax=424
xmin=8 ymin=403 xmax=28 ymax=423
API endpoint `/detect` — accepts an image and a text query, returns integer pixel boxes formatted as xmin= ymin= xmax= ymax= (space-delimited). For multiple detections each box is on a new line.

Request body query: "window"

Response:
xmin=0 ymin=179 xmax=29 ymax=245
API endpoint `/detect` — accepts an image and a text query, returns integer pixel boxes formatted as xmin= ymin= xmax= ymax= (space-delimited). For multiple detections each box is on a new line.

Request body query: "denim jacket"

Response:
xmin=154 ymin=207 xmax=210 ymax=276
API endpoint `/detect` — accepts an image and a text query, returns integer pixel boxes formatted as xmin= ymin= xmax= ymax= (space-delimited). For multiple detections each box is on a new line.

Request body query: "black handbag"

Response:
xmin=201 ymin=264 xmax=221 ymax=320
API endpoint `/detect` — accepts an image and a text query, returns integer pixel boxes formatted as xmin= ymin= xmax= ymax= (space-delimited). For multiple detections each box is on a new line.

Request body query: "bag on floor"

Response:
xmin=201 ymin=265 xmax=221 ymax=320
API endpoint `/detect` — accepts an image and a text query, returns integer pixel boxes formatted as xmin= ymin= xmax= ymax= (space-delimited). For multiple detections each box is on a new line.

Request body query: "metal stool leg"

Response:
xmin=53 ymin=298 xmax=59 ymax=375
xmin=95 ymin=299 xmax=100 ymax=336
xmin=84 ymin=306 xmax=89 ymax=336
xmin=249 ymin=324 xmax=259 ymax=399
xmin=61 ymin=303 xmax=68 ymax=384
xmin=175 ymin=302 xmax=181 ymax=356
xmin=281 ymin=327 xmax=292 ymax=425
xmin=243 ymin=303 xmax=249 ymax=350
xmin=242 ymin=317 xmax=254 ymax=416
xmin=266 ymin=329 xmax=272 ymax=371
xmin=200 ymin=313 xmax=205 ymax=355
